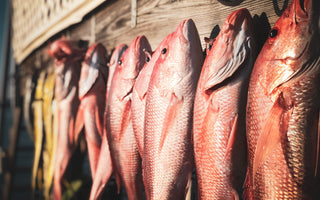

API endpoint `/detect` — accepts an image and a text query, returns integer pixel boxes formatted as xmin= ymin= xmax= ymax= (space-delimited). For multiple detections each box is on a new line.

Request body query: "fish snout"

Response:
xmin=181 ymin=19 xmax=199 ymax=43
xmin=87 ymin=43 xmax=108 ymax=69
xmin=227 ymin=8 xmax=252 ymax=32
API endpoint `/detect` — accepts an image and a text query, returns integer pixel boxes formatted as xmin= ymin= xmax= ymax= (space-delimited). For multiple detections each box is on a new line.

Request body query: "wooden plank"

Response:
xmin=94 ymin=0 xmax=292 ymax=53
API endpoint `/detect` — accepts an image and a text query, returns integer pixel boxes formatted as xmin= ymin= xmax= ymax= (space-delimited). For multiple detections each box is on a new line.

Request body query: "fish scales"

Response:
xmin=107 ymin=36 xmax=151 ymax=200
xmin=245 ymin=0 xmax=320 ymax=198
xmin=48 ymin=39 xmax=84 ymax=200
xmin=89 ymin=43 xmax=127 ymax=200
xmin=193 ymin=8 xmax=254 ymax=199
xmin=144 ymin=19 xmax=203 ymax=200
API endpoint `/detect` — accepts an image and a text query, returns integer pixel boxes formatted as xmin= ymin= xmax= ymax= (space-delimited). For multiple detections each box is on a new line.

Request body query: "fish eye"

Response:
xmin=146 ymin=56 xmax=150 ymax=63
xmin=161 ymin=48 xmax=167 ymax=54
xmin=269 ymin=28 xmax=278 ymax=38
xmin=118 ymin=60 xmax=122 ymax=65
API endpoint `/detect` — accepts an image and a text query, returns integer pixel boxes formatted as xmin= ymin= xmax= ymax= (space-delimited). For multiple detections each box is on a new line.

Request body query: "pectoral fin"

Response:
xmin=159 ymin=92 xmax=183 ymax=152
xmin=74 ymin=104 xmax=84 ymax=144
xmin=224 ymin=115 xmax=238 ymax=161
xmin=253 ymin=96 xmax=290 ymax=182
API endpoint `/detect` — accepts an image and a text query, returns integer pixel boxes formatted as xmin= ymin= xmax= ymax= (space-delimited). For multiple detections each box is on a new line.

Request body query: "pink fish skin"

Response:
xmin=107 ymin=44 xmax=128 ymax=97
xmin=107 ymin=36 xmax=152 ymax=200
xmin=132 ymin=48 xmax=158 ymax=156
xmin=89 ymin=43 xmax=127 ymax=200
xmin=48 ymin=39 xmax=84 ymax=200
xmin=75 ymin=43 xmax=108 ymax=181
xmin=245 ymin=0 xmax=320 ymax=198
xmin=193 ymin=8 xmax=255 ymax=200
xmin=143 ymin=19 xmax=203 ymax=200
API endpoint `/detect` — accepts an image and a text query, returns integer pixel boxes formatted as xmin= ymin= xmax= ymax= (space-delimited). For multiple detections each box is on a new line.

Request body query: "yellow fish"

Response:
xmin=32 ymin=70 xmax=46 ymax=193
xmin=42 ymin=66 xmax=56 ymax=199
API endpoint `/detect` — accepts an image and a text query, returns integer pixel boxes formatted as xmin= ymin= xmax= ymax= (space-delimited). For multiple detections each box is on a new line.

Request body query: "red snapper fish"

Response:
xmin=132 ymin=47 xmax=159 ymax=157
xmin=193 ymin=8 xmax=255 ymax=200
xmin=75 ymin=43 xmax=108 ymax=179
xmin=143 ymin=19 xmax=203 ymax=200
xmin=107 ymin=36 xmax=152 ymax=200
xmin=48 ymin=39 xmax=84 ymax=200
xmin=89 ymin=43 xmax=127 ymax=200
xmin=245 ymin=0 xmax=320 ymax=198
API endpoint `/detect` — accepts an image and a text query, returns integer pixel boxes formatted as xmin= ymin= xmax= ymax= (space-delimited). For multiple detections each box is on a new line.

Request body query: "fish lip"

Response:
xmin=225 ymin=8 xmax=252 ymax=33
xmin=85 ymin=43 xmax=107 ymax=69
xmin=293 ymin=0 xmax=310 ymax=23
xmin=133 ymin=35 xmax=145 ymax=54
xmin=227 ymin=8 xmax=251 ymax=25
xmin=297 ymin=0 xmax=310 ymax=15
xmin=180 ymin=19 xmax=197 ymax=43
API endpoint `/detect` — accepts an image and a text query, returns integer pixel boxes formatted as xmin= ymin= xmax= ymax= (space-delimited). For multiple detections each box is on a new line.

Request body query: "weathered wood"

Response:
xmin=94 ymin=0 xmax=292 ymax=53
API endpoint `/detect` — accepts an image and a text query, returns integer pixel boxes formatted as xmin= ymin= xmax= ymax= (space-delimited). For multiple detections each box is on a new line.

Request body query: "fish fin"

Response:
xmin=232 ymin=189 xmax=239 ymax=200
xmin=204 ymin=37 xmax=252 ymax=91
xmin=115 ymin=172 xmax=121 ymax=194
xmin=224 ymin=114 xmax=238 ymax=161
xmin=315 ymin=110 xmax=320 ymax=177
xmin=74 ymin=104 xmax=84 ymax=144
xmin=135 ymin=77 xmax=149 ymax=101
xmin=159 ymin=92 xmax=183 ymax=152
xmin=118 ymin=99 xmax=132 ymax=141
xmin=69 ymin=116 xmax=76 ymax=147
xmin=242 ymin=167 xmax=253 ymax=200
xmin=95 ymin=104 xmax=104 ymax=138
xmin=79 ymin=67 xmax=99 ymax=99
xmin=204 ymin=37 xmax=215 ymax=54
xmin=252 ymin=96 xmax=286 ymax=183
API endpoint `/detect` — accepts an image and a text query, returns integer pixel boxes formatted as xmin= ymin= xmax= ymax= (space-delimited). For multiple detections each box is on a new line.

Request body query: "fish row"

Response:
xmin=24 ymin=0 xmax=320 ymax=199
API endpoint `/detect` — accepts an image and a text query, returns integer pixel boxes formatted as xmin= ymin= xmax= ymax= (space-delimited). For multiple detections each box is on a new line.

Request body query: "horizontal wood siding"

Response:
xmin=20 ymin=0 xmax=292 ymax=93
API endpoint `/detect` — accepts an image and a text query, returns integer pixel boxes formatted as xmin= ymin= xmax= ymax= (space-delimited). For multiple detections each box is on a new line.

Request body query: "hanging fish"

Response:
xmin=143 ymin=19 xmax=203 ymax=200
xmin=75 ymin=43 xmax=108 ymax=180
xmin=48 ymin=39 xmax=84 ymax=200
xmin=193 ymin=8 xmax=255 ymax=199
xmin=89 ymin=43 xmax=127 ymax=200
xmin=245 ymin=0 xmax=320 ymax=198
xmin=23 ymin=73 xmax=37 ymax=141
xmin=107 ymin=36 xmax=151 ymax=200
xmin=42 ymin=66 xmax=56 ymax=200
xmin=31 ymin=70 xmax=46 ymax=194
xmin=132 ymin=46 xmax=159 ymax=157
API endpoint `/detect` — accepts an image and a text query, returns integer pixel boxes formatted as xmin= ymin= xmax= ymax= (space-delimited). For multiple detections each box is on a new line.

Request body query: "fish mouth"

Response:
xmin=180 ymin=19 xmax=197 ymax=43
xmin=86 ymin=43 xmax=107 ymax=68
xmin=293 ymin=0 xmax=310 ymax=22
xmin=225 ymin=8 xmax=252 ymax=33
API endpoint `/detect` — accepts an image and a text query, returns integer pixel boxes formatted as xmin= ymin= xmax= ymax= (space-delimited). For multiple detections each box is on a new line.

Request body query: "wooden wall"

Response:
xmin=19 ymin=0 xmax=292 ymax=94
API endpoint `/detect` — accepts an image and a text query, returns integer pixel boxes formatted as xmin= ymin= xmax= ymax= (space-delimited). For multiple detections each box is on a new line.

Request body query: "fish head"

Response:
xmin=78 ymin=43 xmax=108 ymax=98
xmin=84 ymin=43 xmax=107 ymax=70
xmin=117 ymin=35 xmax=152 ymax=80
xmin=48 ymin=39 xmax=84 ymax=65
xmin=152 ymin=19 xmax=203 ymax=94
xmin=108 ymin=44 xmax=128 ymax=69
xmin=254 ymin=0 xmax=312 ymax=96
xmin=201 ymin=8 xmax=254 ymax=91
xmin=107 ymin=44 xmax=128 ymax=96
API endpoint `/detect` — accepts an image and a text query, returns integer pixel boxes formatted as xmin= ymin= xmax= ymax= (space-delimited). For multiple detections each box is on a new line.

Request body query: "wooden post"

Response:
xmin=131 ymin=0 xmax=137 ymax=28
xmin=3 ymin=107 xmax=22 ymax=200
